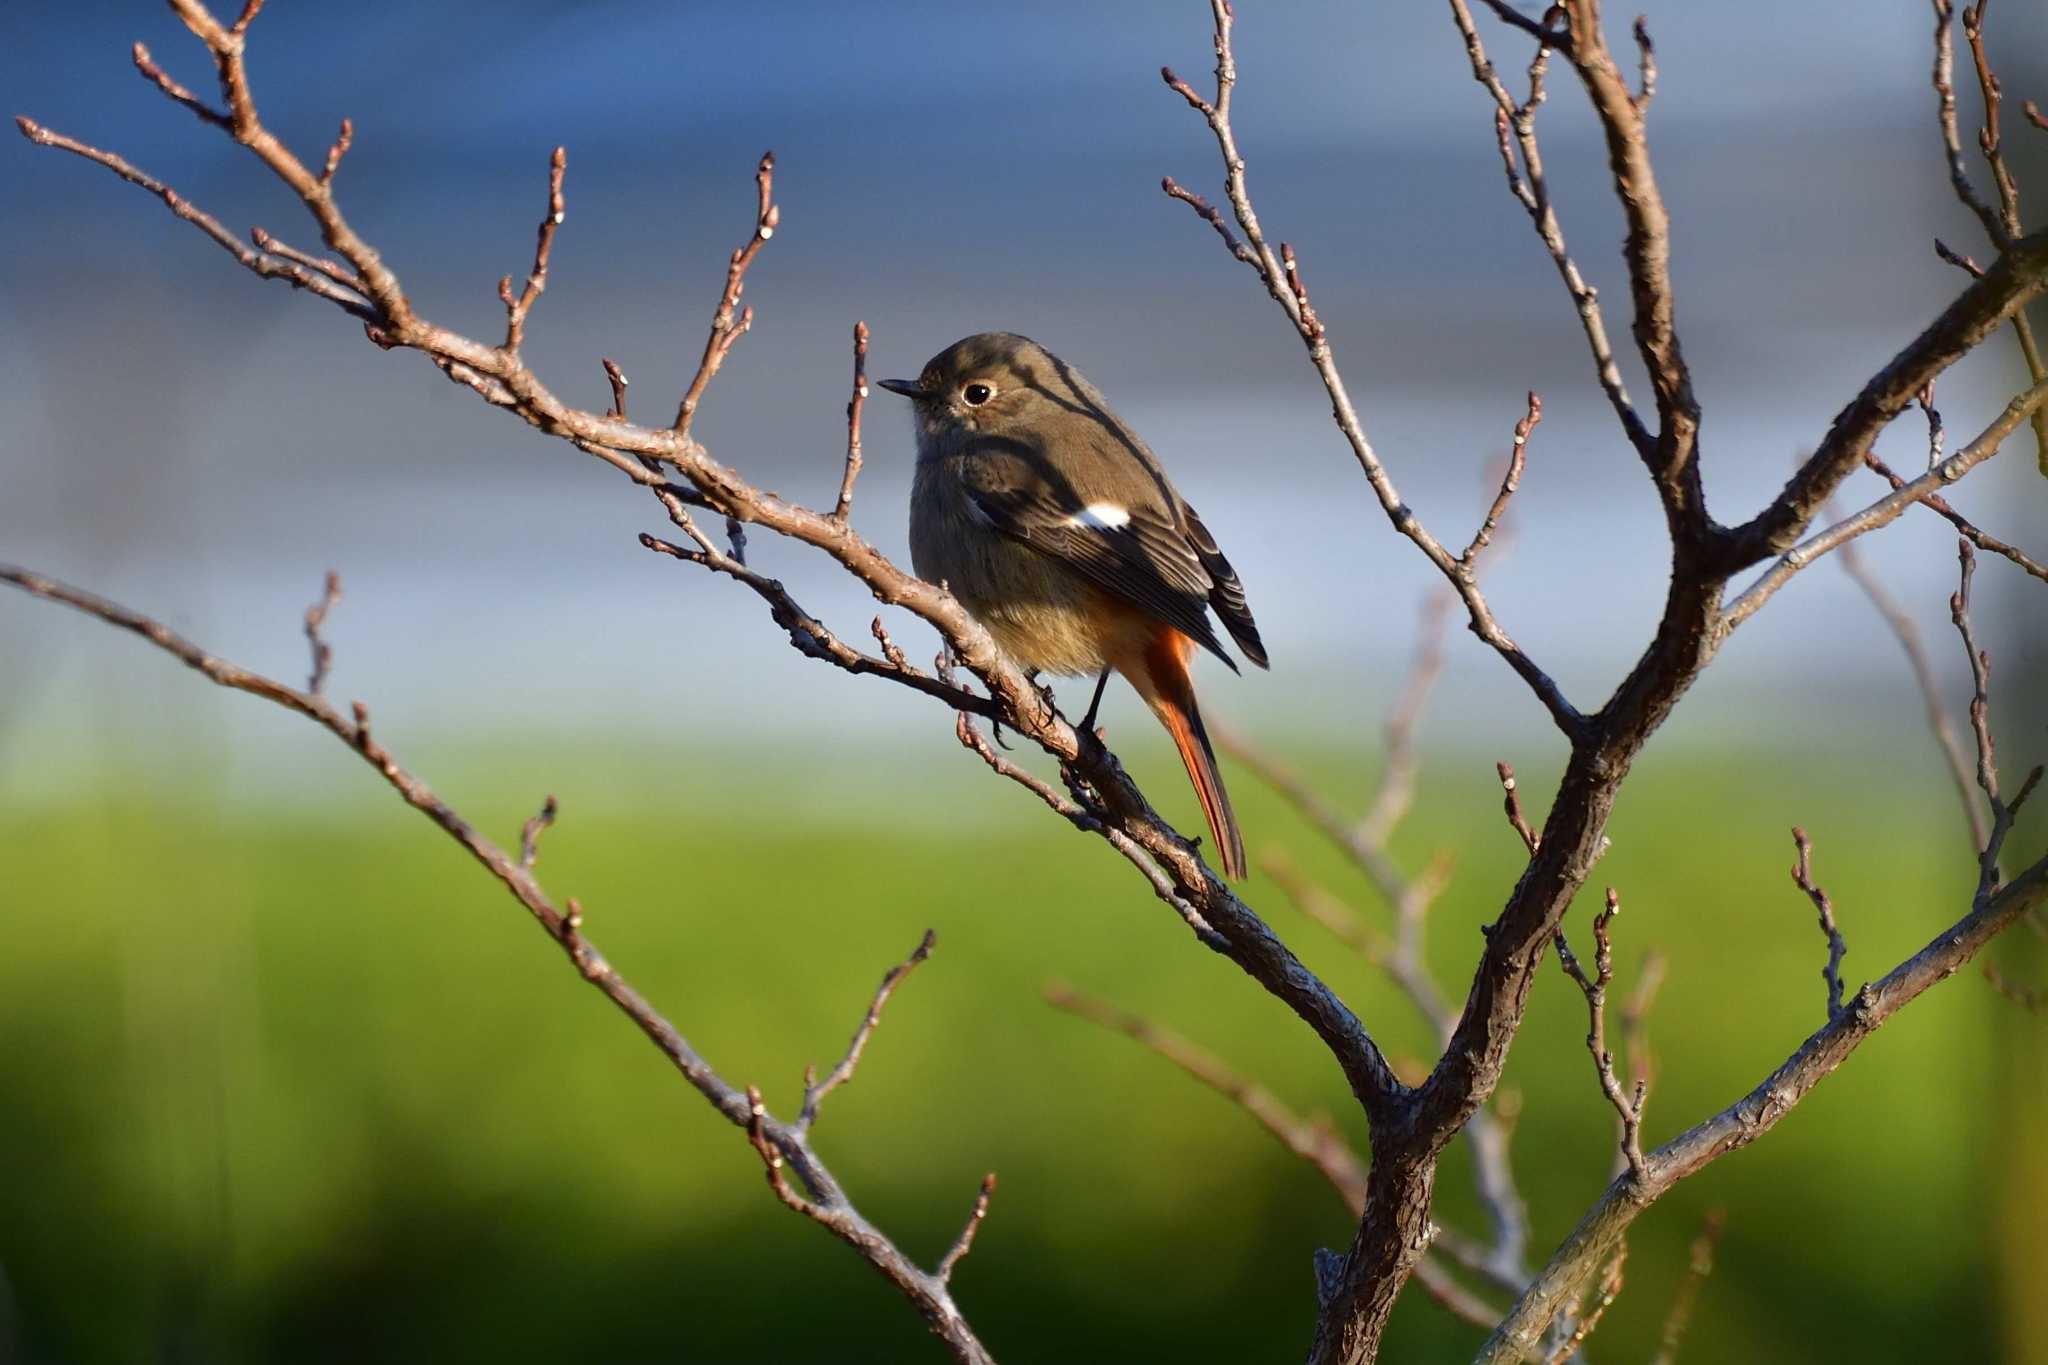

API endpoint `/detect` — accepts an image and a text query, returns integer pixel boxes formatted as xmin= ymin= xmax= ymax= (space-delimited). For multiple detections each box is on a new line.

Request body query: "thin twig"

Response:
xmin=1935 ymin=237 xmax=1985 ymax=277
xmin=1545 ymin=1241 xmax=1626 ymax=1364
xmin=1790 ymin=828 xmax=1850 ymax=1020
xmin=1620 ymin=948 xmax=1668 ymax=1108
xmin=1940 ymin=0 xmax=2048 ymax=472
xmin=1043 ymin=983 xmax=1369 ymax=1213
xmin=1721 ymin=377 xmax=2048 ymax=630
xmin=1464 ymin=392 xmax=1542 ymax=564
xmin=833 ymin=321 xmax=869 ymax=522
xmin=936 ymin=1174 xmax=997 ymax=1283
xmin=520 ymin=794 xmax=558 ymax=871
xmin=501 ymin=146 xmax=567 ymax=352
xmin=1835 ymin=533 xmax=1990 ymax=850
xmin=1630 ymin=16 xmax=1656 ymax=110
xmin=250 ymin=227 xmax=359 ymax=291
xmin=1553 ymin=889 xmax=1648 ymax=1180
xmin=1951 ymin=540 xmax=1999 ymax=811
xmin=13 ymin=118 xmax=377 ymax=321
xmin=302 ymin=570 xmax=341 ymax=694
xmin=1497 ymin=761 xmax=1540 ymax=855
xmin=601 ymin=357 xmax=630 ymax=419
xmin=1357 ymin=588 xmax=1453 ymax=850
xmin=1862 ymin=449 xmax=2048 ymax=582
xmin=673 ymin=152 xmax=777 ymax=434
xmin=1982 ymin=961 xmax=2044 ymax=1012
xmin=1452 ymin=0 xmax=1649 ymax=460
xmin=1164 ymin=0 xmax=1585 ymax=739
xmin=1647 ymin=1211 xmax=1725 ymax=1365
xmin=1932 ymin=0 xmax=2008 ymax=241
xmin=130 ymin=42 xmax=228 ymax=127
xmin=319 ymin=117 xmax=352 ymax=186
xmin=798 ymin=929 xmax=937 ymax=1131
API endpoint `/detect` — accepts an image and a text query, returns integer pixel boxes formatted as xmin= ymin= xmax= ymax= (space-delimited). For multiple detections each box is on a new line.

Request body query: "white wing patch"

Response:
xmin=1069 ymin=502 xmax=1131 ymax=531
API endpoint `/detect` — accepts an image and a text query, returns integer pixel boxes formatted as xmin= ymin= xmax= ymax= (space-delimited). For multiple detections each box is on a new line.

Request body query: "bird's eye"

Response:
xmin=961 ymin=382 xmax=994 ymax=406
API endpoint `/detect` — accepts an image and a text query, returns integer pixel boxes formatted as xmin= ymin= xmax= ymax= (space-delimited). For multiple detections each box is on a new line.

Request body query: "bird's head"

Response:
xmin=879 ymin=332 xmax=1072 ymax=447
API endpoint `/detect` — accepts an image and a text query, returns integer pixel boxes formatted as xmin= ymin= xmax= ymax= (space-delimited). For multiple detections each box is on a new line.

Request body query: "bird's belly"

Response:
xmin=912 ymin=491 xmax=1125 ymax=676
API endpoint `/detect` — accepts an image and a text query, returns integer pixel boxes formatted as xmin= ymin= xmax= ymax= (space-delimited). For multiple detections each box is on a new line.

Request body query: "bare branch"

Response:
xmin=1553 ymin=890 xmax=1648 ymax=1180
xmin=319 ymin=117 xmax=352 ymax=186
xmin=1789 ymin=828 xmax=1850 ymax=1020
xmin=1496 ymin=761 xmax=1540 ymax=856
xmin=1547 ymin=0 xmax=1708 ymax=546
xmin=1730 ymin=231 xmax=2048 ymax=564
xmin=1041 ymin=985 xmax=1507 ymax=1331
xmin=601 ymin=357 xmax=629 ymax=419
xmin=1630 ymin=16 xmax=1656 ymax=110
xmin=1932 ymin=0 xmax=2008 ymax=241
xmin=1952 ymin=0 xmax=2048 ymax=473
xmin=636 ymin=528 xmax=994 ymax=717
xmin=1983 ymin=960 xmax=2045 ymax=1012
xmin=1544 ymin=1241 xmax=1626 ymax=1363
xmin=1835 ymin=534 xmax=1990 ymax=850
xmin=501 ymin=146 xmax=567 ymax=352
xmin=833 ymin=321 xmax=870 ymax=522
xmin=937 ymin=1174 xmax=997 ymax=1284
xmin=1935 ymin=236 xmax=1986 ymax=277
xmin=1358 ymin=589 xmax=1453 ymax=850
xmin=1463 ymin=392 xmax=1542 ymax=565
xmin=1481 ymin=848 xmax=2048 ymax=1360
xmin=1721 ymin=377 xmax=2048 ymax=629
xmin=1451 ymin=0 xmax=1650 ymax=460
xmin=1951 ymin=540 xmax=1999 ymax=809
xmin=0 ymin=560 xmax=996 ymax=1364
xmin=1620 ymin=948 xmax=1668 ymax=1107
xmin=1475 ymin=0 xmax=1574 ymax=50
xmin=1263 ymin=852 xmax=1452 ymax=1039
xmin=1161 ymin=175 xmax=1256 ymax=267
xmin=799 ymin=929 xmax=937 ymax=1131
xmin=673 ymin=151 xmax=777 ymax=434
xmin=302 ymin=569 xmax=341 ymax=695
xmin=1165 ymin=0 xmax=1584 ymax=739
xmin=250 ymin=226 xmax=359 ymax=291
xmin=1044 ymin=982 xmax=1369 ymax=1212
xmin=14 ymin=118 xmax=377 ymax=320
xmin=1219 ymin=585 xmax=1452 ymax=922
xmin=131 ymin=41 xmax=228 ymax=128
xmin=1862 ymin=450 xmax=2048 ymax=583
xmin=1219 ymin=731 xmax=1416 ymax=923
xmin=519 ymin=794 xmax=558 ymax=871
xmin=745 ymin=1085 xmax=829 ymax=1220
xmin=1647 ymin=1211 xmax=1725 ymax=1365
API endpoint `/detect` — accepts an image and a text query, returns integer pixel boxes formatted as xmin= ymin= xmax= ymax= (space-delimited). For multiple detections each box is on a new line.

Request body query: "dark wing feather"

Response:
xmin=960 ymin=479 xmax=1239 ymax=672
xmin=1182 ymin=503 xmax=1267 ymax=669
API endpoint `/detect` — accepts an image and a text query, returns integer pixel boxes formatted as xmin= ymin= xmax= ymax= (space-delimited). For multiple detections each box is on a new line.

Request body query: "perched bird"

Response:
xmin=882 ymin=333 xmax=1267 ymax=879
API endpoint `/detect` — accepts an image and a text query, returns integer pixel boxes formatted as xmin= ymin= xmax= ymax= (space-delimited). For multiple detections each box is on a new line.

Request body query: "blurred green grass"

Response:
xmin=0 ymin=729 xmax=2042 ymax=1363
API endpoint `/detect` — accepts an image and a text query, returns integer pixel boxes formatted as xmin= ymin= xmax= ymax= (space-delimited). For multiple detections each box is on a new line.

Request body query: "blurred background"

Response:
xmin=3 ymin=1 xmax=2046 ymax=1361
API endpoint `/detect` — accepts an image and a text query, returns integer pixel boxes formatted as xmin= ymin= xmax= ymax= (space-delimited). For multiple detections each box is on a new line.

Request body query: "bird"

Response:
xmin=881 ymin=332 xmax=1267 ymax=880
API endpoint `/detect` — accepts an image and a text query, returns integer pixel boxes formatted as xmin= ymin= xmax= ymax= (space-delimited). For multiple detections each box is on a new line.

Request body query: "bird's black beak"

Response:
xmin=877 ymin=378 xmax=927 ymax=399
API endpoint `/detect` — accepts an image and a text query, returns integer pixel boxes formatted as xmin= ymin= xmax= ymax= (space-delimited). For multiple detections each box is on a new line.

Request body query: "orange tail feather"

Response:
xmin=1121 ymin=627 xmax=1246 ymax=880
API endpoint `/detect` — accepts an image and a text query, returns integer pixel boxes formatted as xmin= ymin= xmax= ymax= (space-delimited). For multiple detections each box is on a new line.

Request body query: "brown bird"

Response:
xmin=883 ymin=333 xmax=1267 ymax=879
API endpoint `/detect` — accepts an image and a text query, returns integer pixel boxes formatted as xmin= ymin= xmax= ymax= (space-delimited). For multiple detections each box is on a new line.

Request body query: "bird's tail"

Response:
xmin=1121 ymin=626 xmax=1246 ymax=881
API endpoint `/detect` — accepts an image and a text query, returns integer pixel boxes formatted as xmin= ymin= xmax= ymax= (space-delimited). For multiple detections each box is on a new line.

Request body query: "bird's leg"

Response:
xmin=1078 ymin=666 xmax=1111 ymax=736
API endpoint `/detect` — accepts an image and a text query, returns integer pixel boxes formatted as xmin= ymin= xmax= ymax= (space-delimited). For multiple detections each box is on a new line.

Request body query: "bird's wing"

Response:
xmin=1182 ymin=503 xmax=1267 ymax=670
xmin=958 ymin=461 xmax=1238 ymax=671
